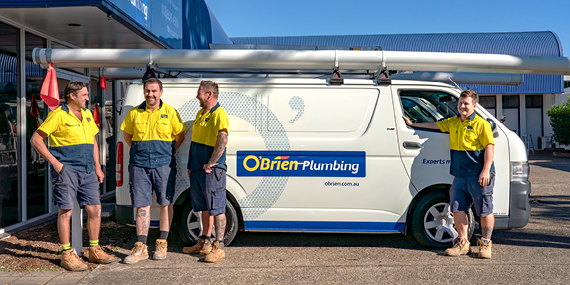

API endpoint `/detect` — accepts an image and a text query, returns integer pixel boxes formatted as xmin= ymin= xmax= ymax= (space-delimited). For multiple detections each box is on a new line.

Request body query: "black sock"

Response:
xmin=159 ymin=231 xmax=169 ymax=240
xmin=137 ymin=235 xmax=148 ymax=245
xmin=217 ymin=240 xmax=224 ymax=249
xmin=199 ymin=235 xmax=208 ymax=241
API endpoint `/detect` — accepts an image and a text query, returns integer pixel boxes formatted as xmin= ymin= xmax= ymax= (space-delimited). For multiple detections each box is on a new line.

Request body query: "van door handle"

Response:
xmin=403 ymin=141 xmax=423 ymax=149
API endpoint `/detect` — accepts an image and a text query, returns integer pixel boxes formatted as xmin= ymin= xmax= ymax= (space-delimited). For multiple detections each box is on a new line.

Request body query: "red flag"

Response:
xmin=100 ymin=76 xmax=107 ymax=91
xmin=93 ymin=103 xmax=100 ymax=127
xmin=30 ymin=94 xmax=40 ymax=127
xmin=40 ymin=63 xmax=60 ymax=111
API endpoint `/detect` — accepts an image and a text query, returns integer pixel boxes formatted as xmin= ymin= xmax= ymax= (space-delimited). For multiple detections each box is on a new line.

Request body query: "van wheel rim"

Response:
xmin=185 ymin=210 xmax=211 ymax=241
xmin=423 ymin=202 xmax=456 ymax=243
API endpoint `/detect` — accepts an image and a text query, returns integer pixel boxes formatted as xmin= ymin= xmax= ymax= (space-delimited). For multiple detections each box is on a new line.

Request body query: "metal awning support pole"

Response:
xmin=33 ymin=48 xmax=570 ymax=75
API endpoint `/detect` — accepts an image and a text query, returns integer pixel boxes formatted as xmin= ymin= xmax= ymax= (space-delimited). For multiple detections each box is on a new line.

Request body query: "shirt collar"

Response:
xmin=210 ymin=102 xmax=220 ymax=113
xmin=138 ymin=100 xmax=163 ymax=111
xmin=456 ymin=112 xmax=477 ymax=122
xmin=61 ymin=104 xmax=87 ymax=114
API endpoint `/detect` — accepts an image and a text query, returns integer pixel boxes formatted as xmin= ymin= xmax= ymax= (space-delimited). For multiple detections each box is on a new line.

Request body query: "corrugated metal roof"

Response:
xmin=231 ymin=31 xmax=564 ymax=94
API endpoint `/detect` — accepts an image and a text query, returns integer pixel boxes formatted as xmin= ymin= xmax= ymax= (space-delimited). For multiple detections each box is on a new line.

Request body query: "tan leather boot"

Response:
xmin=124 ymin=242 xmax=149 ymax=264
xmin=182 ymin=238 xmax=212 ymax=255
xmin=444 ymin=238 xmax=470 ymax=256
xmin=61 ymin=249 xmax=88 ymax=271
xmin=88 ymin=245 xmax=115 ymax=264
xmin=204 ymin=241 xmax=225 ymax=263
xmin=153 ymin=239 xmax=168 ymax=260
xmin=477 ymin=238 xmax=492 ymax=259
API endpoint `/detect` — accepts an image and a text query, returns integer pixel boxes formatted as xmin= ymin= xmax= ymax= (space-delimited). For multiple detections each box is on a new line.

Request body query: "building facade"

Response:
xmin=0 ymin=0 xmax=230 ymax=234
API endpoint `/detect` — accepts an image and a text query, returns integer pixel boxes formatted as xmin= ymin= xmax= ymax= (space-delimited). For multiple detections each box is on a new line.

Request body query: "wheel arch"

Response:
xmin=405 ymin=183 xmax=451 ymax=236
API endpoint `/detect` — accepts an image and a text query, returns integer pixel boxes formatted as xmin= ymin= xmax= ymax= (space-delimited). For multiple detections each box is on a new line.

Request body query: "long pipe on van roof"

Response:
xmin=32 ymin=48 xmax=570 ymax=75
xmin=101 ymin=67 xmax=524 ymax=86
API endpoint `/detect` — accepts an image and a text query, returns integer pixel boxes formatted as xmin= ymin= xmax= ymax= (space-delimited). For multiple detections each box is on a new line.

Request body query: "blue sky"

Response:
xmin=206 ymin=0 xmax=570 ymax=56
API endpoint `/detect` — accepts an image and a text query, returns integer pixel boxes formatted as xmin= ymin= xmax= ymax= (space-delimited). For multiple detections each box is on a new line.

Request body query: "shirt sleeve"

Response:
xmin=37 ymin=110 xmax=61 ymax=136
xmin=479 ymin=121 xmax=495 ymax=147
xmin=120 ymin=109 xmax=134 ymax=134
xmin=215 ymin=111 xmax=229 ymax=135
xmin=86 ymin=109 xmax=99 ymax=136
xmin=171 ymin=109 xmax=186 ymax=135
xmin=436 ymin=118 xmax=451 ymax=133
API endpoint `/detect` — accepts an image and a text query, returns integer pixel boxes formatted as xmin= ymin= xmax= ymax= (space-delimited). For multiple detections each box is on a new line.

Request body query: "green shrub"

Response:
xmin=547 ymin=97 xmax=570 ymax=146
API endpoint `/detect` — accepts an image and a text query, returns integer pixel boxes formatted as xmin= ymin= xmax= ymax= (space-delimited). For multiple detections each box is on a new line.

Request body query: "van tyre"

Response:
xmin=410 ymin=191 xmax=474 ymax=248
xmin=177 ymin=197 xmax=238 ymax=246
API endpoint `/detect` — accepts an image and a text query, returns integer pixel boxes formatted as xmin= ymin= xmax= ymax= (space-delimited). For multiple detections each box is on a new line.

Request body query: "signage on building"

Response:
xmin=108 ymin=0 xmax=183 ymax=48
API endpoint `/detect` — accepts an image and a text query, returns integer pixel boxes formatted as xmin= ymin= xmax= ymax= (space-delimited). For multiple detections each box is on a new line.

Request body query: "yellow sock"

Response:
xmin=89 ymin=240 xmax=99 ymax=247
xmin=61 ymin=243 xmax=71 ymax=250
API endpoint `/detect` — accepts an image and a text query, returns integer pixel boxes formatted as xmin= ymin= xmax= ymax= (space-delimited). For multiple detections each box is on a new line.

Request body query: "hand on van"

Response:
xmin=403 ymin=116 xmax=440 ymax=130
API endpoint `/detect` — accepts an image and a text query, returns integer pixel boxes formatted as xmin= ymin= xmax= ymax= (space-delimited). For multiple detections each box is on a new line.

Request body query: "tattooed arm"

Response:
xmin=203 ymin=130 xmax=228 ymax=173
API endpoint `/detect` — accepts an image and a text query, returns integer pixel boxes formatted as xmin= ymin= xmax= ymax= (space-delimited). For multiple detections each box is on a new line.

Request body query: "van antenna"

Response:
xmin=447 ymin=76 xmax=463 ymax=91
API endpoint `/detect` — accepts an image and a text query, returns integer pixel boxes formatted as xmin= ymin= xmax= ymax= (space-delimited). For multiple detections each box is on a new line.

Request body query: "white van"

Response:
xmin=114 ymin=77 xmax=530 ymax=248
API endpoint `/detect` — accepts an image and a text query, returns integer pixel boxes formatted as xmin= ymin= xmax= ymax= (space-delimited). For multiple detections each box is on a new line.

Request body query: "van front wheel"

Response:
xmin=177 ymin=197 xmax=238 ymax=246
xmin=410 ymin=191 xmax=474 ymax=248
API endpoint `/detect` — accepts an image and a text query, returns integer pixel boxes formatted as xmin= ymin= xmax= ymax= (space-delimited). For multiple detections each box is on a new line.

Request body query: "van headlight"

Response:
xmin=511 ymin=162 xmax=529 ymax=181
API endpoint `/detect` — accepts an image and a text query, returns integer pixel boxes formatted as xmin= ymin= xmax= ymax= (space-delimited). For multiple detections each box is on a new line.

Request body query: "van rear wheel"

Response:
xmin=410 ymin=191 xmax=474 ymax=248
xmin=177 ymin=197 xmax=238 ymax=246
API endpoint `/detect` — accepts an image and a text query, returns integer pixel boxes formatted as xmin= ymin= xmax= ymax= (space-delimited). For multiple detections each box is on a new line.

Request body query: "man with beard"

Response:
xmin=182 ymin=80 xmax=229 ymax=263
xmin=121 ymin=78 xmax=185 ymax=264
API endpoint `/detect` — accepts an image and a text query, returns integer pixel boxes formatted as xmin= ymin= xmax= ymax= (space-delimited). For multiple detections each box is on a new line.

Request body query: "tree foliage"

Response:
xmin=547 ymin=97 xmax=570 ymax=146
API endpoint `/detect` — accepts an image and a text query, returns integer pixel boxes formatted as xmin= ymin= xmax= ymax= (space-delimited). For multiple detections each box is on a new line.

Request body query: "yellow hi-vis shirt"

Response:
xmin=38 ymin=104 xmax=99 ymax=173
xmin=120 ymin=100 xmax=185 ymax=168
xmin=188 ymin=103 xmax=229 ymax=171
xmin=436 ymin=112 xmax=495 ymax=178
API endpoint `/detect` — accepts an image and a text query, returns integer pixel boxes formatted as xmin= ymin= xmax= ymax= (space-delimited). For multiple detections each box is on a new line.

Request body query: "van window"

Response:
xmin=400 ymin=91 xmax=458 ymax=123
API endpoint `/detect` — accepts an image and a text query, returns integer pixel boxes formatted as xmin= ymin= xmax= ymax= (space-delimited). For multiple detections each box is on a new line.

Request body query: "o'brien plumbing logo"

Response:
xmin=237 ymin=151 xmax=365 ymax=177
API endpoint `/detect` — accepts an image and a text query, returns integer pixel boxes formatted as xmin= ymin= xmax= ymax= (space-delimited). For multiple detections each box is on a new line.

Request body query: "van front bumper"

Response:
xmin=495 ymin=180 xmax=531 ymax=229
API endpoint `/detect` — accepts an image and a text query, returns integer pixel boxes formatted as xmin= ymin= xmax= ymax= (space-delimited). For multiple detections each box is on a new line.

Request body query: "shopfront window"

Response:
xmin=0 ymin=21 xmax=20 ymax=227
xmin=25 ymin=32 xmax=48 ymax=220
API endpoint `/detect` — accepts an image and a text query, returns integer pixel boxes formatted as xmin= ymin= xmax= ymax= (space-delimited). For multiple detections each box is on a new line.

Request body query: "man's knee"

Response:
xmin=59 ymin=209 xmax=73 ymax=220
xmin=85 ymin=205 xmax=102 ymax=218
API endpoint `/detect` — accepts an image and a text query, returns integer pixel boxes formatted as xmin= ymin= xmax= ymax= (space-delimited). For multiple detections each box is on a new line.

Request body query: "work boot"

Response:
xmin=182 ymin=238 xmax=212 ymax=255
xmin=204 ymin=241 xmax=225 ymax=263
xmin=153 ymin=239 xmax=168 ymax=260
xmin=477 ymin=238 xmax=492 ymax=259
xmin=444 ymin=238 xmax=470 ymax=256
xmin=88 ymin=245 xmax=115 ymax=264
xmin=124 ymin=242 xmax=149 ymax=264
xmin=60 ymin=249 xmax=88 ymax=271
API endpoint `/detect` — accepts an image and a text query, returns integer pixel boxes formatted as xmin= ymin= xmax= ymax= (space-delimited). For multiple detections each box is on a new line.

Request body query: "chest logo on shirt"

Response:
xmin=205 ymin=118 xmax=210 ymax=122
xmin=87 ymin=117 xmax=91 ymax=122
xmin=161 ymin=114 xmax=168 ymax=119
xmin=466 ymin=126 xmax=473 ymax=130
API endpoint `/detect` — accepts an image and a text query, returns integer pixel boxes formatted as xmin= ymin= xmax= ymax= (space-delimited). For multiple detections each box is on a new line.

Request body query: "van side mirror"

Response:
xmin=486 ymin=118 xmax=496 ymax=131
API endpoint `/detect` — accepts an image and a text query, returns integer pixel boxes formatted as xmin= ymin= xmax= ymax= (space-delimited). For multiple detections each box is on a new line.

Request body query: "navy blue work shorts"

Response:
xmin=129 ymin=164 xmax=176 ymax=208
xmin=449 ymin=173 xmax=495 ymax=217
xmin=50 ymin=164 xmax=100 ymax=210
xmin=189 ymin=168 xmax=226 ymax=216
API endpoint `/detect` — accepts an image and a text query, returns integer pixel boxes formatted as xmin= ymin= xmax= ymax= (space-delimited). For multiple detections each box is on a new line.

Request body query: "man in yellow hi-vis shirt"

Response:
xmin=182 ymin=80 xmax=229 ymax=263
xmin=31 ymin=82 xmax=114 ymax=271
xmin=404 ymin=90 xmax=495 ymax=259
xmin=120 ymin=78 xmax=185 ymax=264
